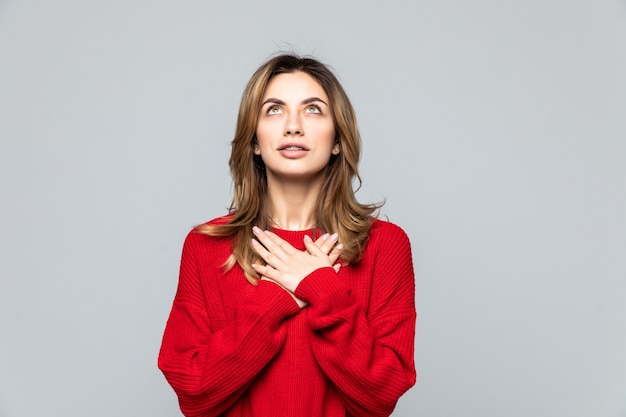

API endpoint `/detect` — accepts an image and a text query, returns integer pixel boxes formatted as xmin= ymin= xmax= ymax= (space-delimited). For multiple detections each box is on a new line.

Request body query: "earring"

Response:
xmin=332 ymin=143 xmax=340 ymax=155
xmin=254 ymin=145 xmax=260 ymax=154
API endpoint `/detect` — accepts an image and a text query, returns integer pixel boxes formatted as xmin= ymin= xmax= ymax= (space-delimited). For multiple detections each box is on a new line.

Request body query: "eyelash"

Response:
xmin=305 ymin=104 xmax=322 ymax=114
xmin=265 ymin=104 xmax=323 ymax=115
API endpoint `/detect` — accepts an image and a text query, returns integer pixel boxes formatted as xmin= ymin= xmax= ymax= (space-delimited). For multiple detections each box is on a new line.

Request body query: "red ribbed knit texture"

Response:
xmin=158 ymin=218 xmax=416 ymax=417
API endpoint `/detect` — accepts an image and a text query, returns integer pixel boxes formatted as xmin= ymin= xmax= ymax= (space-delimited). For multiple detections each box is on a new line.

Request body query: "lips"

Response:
xmin=278 ymin=143 xmax=309 ymax=151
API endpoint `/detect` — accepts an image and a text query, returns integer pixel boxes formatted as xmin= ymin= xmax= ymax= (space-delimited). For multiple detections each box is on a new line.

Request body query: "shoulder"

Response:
xmin=189 ymin=213 xmax=234 ymax=234
xmin=183 ymin=214 xmax=233 ymax=247
xmin=369 ymin=218 xmax=411 ymax=242
xmin=197 ymin=213 xmax=234 ymax=228
xmin=366 ymin=218 xmax=413 ymax=256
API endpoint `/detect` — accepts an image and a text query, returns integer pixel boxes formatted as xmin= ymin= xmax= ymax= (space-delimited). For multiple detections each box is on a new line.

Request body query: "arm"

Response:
xmin=294 ymin=224 xmax=416 ymax=417
xmin=158 ymin=231 xmax=300 ymax=417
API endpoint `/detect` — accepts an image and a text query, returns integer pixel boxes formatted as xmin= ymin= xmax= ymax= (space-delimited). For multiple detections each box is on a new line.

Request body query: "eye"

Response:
xmin=266 ymin=105 xmax=282 ymax=115
xmin=305 ymin=104 xmax=322 ymax=114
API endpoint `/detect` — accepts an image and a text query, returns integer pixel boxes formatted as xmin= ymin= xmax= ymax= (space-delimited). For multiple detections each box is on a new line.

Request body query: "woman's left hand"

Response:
xmin=251 ymin=226 xmax=342 ymax=294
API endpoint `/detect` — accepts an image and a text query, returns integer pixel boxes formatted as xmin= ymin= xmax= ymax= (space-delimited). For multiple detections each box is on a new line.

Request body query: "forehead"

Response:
xmin=263 ymin=71 xmax=329 ymax=101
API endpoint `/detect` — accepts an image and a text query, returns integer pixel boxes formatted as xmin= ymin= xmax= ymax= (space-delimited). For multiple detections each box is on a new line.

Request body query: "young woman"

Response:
xmin=158 ymin=54 xmax=416 ymax=417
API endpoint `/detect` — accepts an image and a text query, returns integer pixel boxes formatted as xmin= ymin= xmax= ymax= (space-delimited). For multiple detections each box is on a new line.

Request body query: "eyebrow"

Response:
xmin=261 ymin=97 xmax=329 ymax=107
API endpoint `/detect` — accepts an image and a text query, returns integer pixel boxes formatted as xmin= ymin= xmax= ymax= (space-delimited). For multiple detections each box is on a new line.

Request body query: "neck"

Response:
xmin=265 ymin=174 xmax=324 ymax=231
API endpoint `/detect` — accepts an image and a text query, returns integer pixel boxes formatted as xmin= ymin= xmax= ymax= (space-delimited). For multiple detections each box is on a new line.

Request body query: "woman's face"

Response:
xmin=255 ymin=71 xmax=338 ymax=183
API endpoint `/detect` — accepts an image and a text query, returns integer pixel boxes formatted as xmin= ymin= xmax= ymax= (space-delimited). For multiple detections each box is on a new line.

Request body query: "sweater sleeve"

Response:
xmin=294 ymin=223 xmax=416 ymax=417
xmin=158 ymin=231 xmax=301 ymax=417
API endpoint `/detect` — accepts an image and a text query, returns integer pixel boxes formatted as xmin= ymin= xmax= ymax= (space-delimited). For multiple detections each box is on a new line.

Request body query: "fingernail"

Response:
xmin=251 ymin=263 xmax=258 ymax=269
xmin=330 ymin=233 xmax=339 ymax=242
xmin=321 ymin=233 xmax=329 ymax=241
xmin=252 ymin=226 xmax=261 ymax=234
xmin=336 ymin=243 xmax=343 ymax=250
xmin=304 ymin=235 xmax=313 ymax=242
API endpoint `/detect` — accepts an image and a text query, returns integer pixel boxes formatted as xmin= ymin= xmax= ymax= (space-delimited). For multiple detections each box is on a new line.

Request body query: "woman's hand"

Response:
xmin=251 ymin=227 xmax=342 ymax=305
xmin=313 ymin=232 xmax=343 ymax=272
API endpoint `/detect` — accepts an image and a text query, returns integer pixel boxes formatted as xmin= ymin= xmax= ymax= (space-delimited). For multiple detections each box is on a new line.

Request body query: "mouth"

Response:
xmin=278 ymin=144 xmax=309 ymax=151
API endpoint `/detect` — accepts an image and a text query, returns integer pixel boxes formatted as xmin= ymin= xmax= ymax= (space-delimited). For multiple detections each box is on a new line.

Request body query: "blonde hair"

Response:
xmin=199 ymin=53 xmax=382 ymax=283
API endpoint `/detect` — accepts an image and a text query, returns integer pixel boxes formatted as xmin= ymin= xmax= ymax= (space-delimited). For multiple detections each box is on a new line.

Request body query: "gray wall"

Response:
xmin=1 ymin=1 xmax=625 ymax=416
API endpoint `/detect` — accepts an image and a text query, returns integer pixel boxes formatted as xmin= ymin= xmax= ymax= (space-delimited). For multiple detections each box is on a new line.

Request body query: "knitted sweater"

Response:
xmin=158 ymin=218 xmax=416 ymax=417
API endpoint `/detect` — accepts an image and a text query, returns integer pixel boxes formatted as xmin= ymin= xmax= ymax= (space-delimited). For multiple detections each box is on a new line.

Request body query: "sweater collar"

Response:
xmin=271 ymin=228 xmax=321 ymax=251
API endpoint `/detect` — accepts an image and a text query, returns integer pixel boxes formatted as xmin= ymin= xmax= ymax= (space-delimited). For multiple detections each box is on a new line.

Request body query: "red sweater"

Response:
xmin=158 ymin=218 xmax=416 ymax=417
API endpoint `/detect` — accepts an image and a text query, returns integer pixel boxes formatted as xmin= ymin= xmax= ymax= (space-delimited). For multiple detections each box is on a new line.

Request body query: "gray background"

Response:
xmin=1 ymin=1 xmax=625 ymax=416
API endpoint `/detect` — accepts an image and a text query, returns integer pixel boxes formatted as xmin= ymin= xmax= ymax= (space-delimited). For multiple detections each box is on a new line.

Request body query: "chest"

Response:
xmin=197 ymin=248 xmax=378 ymax=332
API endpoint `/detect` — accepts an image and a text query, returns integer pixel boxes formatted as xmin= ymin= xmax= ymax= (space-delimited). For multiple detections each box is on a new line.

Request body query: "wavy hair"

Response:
xmin=199 ymin=53 xmax=382 ymax=283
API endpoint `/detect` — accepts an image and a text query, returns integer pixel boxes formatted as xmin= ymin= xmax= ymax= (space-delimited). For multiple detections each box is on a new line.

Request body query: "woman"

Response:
xmin=158 ymin=54 xmax=416 ymax=417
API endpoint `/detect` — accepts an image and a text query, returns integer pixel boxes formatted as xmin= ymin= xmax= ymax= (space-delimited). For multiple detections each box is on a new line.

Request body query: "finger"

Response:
xmin=314 ymin=233 xmax=330 ymax=247
xmin=313 ymin=233 xmax=339 ymax=255
xmin=304 ymin=235 xmax=342 ymax=265
xmin=251 ymin=238 xmax=281 ymax=269
xmin=303 ymin=236 xmax=334 ymax=269
xmin=328 ymin=243 xmax=343 ymax=265
xmin=333 ymin=263 xmax=342 ymax=274
xmin=303 ymin=234 xmax=324 ymax=256
xmin=251 ymin=262 xmax=280 ymax=281
xmin=252 ymin=227 xmax=293 ymax=258
xmin=252 ymin=226 xmax=279 ymax=252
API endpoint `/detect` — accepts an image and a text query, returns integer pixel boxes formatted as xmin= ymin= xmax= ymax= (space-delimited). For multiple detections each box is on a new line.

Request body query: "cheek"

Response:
xmin=255 ymin=123 xmax=272 ymax=147
xmin=256 ymin=116 xmax=284 ymax=136
xmin=306 ymin=117 xmax=335 ymax=137
xmin=319 ymin=125 xmax=336 ymax=148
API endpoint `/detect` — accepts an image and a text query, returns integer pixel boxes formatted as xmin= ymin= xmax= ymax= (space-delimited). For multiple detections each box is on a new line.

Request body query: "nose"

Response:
xmin=284 ymin=112 xmax=303 ymax=136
